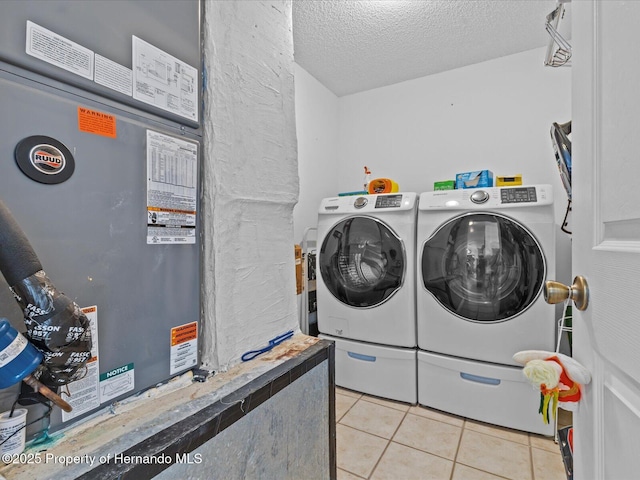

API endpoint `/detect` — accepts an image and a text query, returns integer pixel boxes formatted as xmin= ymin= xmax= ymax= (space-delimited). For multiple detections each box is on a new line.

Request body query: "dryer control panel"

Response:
xmin=375 ymin=194 xmax=403 ymax=208
xmin=320 ymin=192 xmax=417 ymax=213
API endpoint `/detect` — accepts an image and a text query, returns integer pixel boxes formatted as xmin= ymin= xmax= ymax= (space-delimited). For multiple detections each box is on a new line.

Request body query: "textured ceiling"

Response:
xmin=292 ymin=0 xmax=570 ymax=97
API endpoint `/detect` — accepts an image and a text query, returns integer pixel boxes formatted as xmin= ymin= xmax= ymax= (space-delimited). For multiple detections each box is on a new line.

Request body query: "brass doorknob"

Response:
xmin=544 ymin=275 xmax=589 ymax=311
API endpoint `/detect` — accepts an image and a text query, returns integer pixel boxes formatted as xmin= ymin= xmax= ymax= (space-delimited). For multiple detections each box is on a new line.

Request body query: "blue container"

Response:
xmin=455 ymin=170 xmax=494 ymax=189
xmin=0 ymin=319 xmax=42 ymax=389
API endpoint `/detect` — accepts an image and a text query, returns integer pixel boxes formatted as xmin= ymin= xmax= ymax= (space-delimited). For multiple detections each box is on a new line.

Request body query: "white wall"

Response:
xmin=201 ymin=0 xmax=299 ymax=371
xmin=292 ymin=64 xmax=340 ymax=245
xmin=336 ymin=47 xmax=571 ymax=221
xmin=294 ymin=48 xmax=572 ymax=237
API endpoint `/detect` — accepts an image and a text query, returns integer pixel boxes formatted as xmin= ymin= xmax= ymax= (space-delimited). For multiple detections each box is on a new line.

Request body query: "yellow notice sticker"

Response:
xmin=78 ymin=106 xmax=117 ymax=138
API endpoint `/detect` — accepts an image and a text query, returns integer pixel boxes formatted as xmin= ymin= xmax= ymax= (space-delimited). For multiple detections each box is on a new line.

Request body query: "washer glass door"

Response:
xmin=421 ymin=212 xmax=545 ymax=322
xmin=319 ymin=216 xmax=405 ymax=308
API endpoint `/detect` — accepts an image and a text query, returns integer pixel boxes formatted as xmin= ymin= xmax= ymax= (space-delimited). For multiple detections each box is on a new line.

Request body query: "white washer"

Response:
xmin=416 ymin=185 xmax=570 ymax=434
xmin=317 ymin=193 xmax=417 ymax=403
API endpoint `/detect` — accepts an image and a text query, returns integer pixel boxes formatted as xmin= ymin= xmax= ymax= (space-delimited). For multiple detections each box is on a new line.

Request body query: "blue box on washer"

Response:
xmin=455 ymin=170 xmax=494 ymax=189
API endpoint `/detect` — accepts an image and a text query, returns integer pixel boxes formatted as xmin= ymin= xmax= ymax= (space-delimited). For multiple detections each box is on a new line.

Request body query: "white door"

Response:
xmin=571 ymin=2 xmax=640 ymax=478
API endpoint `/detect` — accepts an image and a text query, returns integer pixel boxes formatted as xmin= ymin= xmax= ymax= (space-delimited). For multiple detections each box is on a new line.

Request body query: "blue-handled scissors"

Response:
xmin=241 ymin=330 xmax=295 ymax=362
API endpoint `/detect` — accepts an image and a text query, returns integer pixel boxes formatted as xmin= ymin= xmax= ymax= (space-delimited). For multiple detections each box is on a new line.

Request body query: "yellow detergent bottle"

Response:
xmin=368 ymin=178 xmax=399 ymax=194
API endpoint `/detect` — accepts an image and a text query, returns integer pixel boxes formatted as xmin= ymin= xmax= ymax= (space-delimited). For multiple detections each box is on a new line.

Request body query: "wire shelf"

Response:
xmin=545 ymin=2 xmax=572 ymax=67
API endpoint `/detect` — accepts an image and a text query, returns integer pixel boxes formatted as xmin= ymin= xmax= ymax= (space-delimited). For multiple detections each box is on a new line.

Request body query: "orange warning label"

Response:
xmin=78 ymin=106 xmax=117 ymax=138
xmin=148 ymin=206 xmax=197 ymax=215
xmin=171 ymin=322 xmax=198 ymax=346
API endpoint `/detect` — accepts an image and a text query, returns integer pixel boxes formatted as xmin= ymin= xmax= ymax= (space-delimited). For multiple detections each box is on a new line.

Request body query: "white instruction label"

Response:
xmin=61 ymin=306 xmax=100 ymax=423
xmin=146 ymin=130 xmax=198 ymax=244
xmin=0 ymin=334 xmax=28 ymax=369
xmin=100 ymin=363 xmax=134 ymax=403
xmin=26 ymin=21 xmax=94 ymax=79
xmin=95 ymin=54 xmax=133 ymax=96
xmin=132 ymin=36 xmax=198 ymax=121
xmin=170 ymin=322 xmax=198 ymax=375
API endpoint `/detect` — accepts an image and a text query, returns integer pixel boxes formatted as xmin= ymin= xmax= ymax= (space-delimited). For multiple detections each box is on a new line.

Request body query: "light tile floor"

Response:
xmin=336 ymin=387 xmax=570 ymax=480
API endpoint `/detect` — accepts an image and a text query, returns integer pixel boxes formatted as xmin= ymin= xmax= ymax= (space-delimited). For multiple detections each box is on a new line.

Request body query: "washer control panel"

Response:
xmin=419 ymin=185 xmax=552 ymax=210
xmin=500 ymin=186 xmax=538 ymax=203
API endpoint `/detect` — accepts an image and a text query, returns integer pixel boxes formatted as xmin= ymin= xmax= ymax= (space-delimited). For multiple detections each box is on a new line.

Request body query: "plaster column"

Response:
xmin=201 ymin=0 xmax=300 ymax=371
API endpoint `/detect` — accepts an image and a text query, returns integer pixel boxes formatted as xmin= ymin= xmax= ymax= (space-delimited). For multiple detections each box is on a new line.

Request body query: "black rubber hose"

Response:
xmin=0 ymin=199 xmax=42 ymax=286
xmin=0 ymin=198 xmax=92 ymax=388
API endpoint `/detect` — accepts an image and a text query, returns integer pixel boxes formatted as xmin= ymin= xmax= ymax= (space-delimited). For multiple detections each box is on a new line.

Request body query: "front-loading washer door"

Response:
xmin=319 ymin=216 xmax=405 ymax=308
xmin=421 ymin=212 xmax=545 ymax=322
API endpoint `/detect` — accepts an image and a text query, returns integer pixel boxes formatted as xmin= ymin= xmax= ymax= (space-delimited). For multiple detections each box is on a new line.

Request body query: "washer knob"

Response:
xmin=470 ymin=190 xmax=490 ymax=204
xmin=354 ymin=196 xmax=368 ymax=209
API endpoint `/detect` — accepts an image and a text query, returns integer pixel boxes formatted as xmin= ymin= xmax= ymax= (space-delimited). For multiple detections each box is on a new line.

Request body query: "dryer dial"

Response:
xmin=354 ymin=197 xmax=368 ymax=208
xmin=470 ymin=190 xmax=490 ymax=204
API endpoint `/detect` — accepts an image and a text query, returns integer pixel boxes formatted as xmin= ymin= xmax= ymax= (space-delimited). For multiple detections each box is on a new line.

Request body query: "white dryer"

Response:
xmin=317 ymin=192 xmax=417 ymax=403
xmin=317 ymin=193 xmax=417 ymax=347
xmin=416 ymin=185 xmax=570 ymax=434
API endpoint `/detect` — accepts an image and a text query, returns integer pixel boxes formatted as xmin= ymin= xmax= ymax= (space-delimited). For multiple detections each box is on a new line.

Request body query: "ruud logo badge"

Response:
xmin=31 ymin=146 xmax=66 ymax=174
xmin=15 ymin=135 xmax=75 ymax=184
